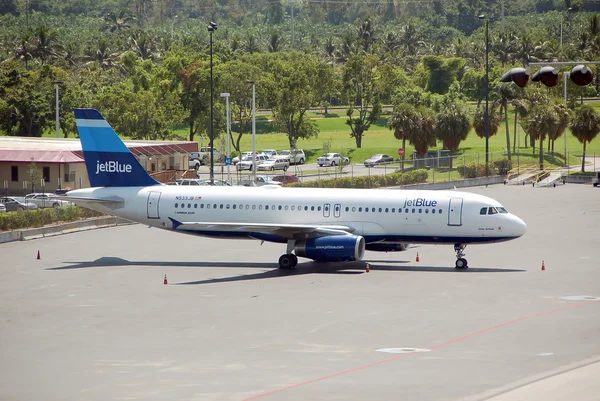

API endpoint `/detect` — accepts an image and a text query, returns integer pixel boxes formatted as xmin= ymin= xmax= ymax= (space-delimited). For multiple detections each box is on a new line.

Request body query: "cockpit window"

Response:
xmin=488 ymin=207 xmax=498 ymax=215
xmin=480 ymin=207 xmax=487 ymax=215
xmin=497 ymin=207 xmax=508 ymax=213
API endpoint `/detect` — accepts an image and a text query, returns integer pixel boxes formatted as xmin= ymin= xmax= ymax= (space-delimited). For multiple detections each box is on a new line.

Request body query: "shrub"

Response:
xmin=0 ymin=206 xmax=105 ymax=232
xmin=288 ymin=169 xmax=428 ymax=189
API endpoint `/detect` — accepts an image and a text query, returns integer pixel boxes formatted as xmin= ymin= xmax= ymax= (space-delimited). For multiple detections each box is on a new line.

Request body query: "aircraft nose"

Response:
xmin=513 ymin=215 xmax=527 ymax=237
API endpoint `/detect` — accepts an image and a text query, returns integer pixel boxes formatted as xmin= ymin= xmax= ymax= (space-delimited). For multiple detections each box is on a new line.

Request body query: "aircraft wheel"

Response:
xmin=455 ymin=258 xmax=468 ymax=269
xmin=279 ymin=254 xmax=296 ymax=269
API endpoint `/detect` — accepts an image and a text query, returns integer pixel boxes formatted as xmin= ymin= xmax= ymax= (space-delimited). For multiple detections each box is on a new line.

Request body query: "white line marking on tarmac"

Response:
xmin=536 ymin=352 xmax=554 ymax=356
xmin=376 ymin=348 xmax=431 ymax=354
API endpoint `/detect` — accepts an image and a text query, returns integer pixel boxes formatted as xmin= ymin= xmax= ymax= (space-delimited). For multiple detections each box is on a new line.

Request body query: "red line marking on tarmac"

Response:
xmin=242 ymin=300 xmax=597 ymax=401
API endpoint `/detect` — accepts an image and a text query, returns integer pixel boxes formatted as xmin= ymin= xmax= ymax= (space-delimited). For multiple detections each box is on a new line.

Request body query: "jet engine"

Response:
xmin=365 ymin=243 xmax=409 ymax=252
xmin=295 ymin=235 xmax=365 ymax=262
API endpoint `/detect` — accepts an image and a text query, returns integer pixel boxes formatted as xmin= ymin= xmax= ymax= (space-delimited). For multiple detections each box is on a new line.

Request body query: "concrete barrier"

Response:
xmin=389 ymin=175 xmax=506 ymax=190
xmin=0 ymin=217 xmax=136 ymax=244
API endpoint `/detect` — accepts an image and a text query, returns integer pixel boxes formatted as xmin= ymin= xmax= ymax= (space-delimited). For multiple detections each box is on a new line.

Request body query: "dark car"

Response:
xmin=272 ymin=174 xmax=301 ymax=185
xmin=364 ymin=154 xmax=394 ymax=167
xmin=0 ymin=196 xmax=38 ymax=212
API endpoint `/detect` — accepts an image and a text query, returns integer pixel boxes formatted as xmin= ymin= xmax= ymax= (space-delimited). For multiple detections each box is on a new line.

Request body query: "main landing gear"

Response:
xmin=279 ymin=240 xmax=298 ymax=269
xmin=454 ymin=244 xmax=468 ymax=269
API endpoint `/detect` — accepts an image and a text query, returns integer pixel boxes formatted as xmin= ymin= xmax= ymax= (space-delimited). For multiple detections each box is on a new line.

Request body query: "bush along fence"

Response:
xmin=0 ymin=206 xmax=105 ymax=232
xmin=288 ymin=169 xmax=429 ymax=188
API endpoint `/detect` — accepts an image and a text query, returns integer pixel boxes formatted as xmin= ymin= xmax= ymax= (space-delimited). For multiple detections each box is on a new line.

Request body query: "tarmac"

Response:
xmin=0 ymin=183 xmax=599 ymax=401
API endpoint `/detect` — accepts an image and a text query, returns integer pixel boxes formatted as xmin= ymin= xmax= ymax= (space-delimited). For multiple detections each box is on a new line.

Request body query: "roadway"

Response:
xmin=1 ymin=184 xmax=599 ymax=401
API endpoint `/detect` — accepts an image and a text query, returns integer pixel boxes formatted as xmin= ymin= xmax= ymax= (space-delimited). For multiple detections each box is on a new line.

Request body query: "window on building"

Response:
xmin=11 ymin=166 xmax=18 ymax=182
xmin=42 ymin=167 xmax=50 ymax=183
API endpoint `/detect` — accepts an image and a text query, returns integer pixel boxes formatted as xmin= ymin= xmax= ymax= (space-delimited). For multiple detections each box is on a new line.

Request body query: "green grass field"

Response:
xmin=170 ymin=105 xmax=600 ymax=167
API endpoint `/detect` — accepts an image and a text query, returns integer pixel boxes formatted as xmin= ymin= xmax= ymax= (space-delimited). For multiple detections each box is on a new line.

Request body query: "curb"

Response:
xmin=0 ymin=217 xmax=135 ymax=244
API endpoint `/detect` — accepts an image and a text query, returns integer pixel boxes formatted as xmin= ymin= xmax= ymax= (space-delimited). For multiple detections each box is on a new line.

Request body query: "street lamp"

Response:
xmin=220 ymin=92 xmax=231 ymax=183
xmin=246 ymin=80 xmax=256 ymax=180
xmin=207 ymin=21 xmax=217 ymax=185
xmin=51 ymin=81 xmax=63 ymax=138
xmin=479 ymin=15 xmax=493 ymax=177
xmin=560 ymin=7 xmax=572 ymax=49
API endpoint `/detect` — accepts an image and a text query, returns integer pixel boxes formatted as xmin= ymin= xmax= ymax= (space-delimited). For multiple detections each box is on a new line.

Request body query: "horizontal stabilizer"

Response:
xmin=57 ymin=195 xmax=124 ymax=209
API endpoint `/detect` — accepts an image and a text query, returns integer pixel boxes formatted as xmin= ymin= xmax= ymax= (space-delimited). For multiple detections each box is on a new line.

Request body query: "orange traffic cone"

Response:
xmin=36 ymin=250 xmax=40 ymax=260
xmin=365 ymin=263 xmax=370 ymax=273
xmin=163 ymin=274 xmax=168 ymax=285
xmin=541 ymin=261 xmax=545 ymax=271
xmin=416 ymin=253 xmax=420 ymax=262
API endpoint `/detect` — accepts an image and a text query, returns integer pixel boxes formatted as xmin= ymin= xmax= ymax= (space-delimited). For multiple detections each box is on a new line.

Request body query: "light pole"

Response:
xmin=51 ymin=81 xmax=63 ymax=138
xmin=560 ymin=7 xmax=572 ymax=49
xmin=207 ymin=21 xmax=217 ymax=185
xmin=247 ymin=80 xmax=256 ymax=180
xmin=220 ymin=92 xmax=231 ymax=183
xmin=479 ymin=15 xmax=493 ymax=177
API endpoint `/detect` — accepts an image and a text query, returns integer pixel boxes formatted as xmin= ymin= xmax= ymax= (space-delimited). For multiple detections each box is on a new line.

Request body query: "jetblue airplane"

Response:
xmin=64 ymin=108 xmax=527 ymax=270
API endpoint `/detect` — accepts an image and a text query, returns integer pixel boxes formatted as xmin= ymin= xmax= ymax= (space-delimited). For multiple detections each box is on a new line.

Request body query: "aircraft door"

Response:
xmin=333 ymin=203 xmax=341 ymax=218
xmin=147 ymin=191 xmax=161 ymax=219
xmin=323 ymin=203 xmax=331 ymax=217
xmin=448 ymin=198 xmax=463 ymax=226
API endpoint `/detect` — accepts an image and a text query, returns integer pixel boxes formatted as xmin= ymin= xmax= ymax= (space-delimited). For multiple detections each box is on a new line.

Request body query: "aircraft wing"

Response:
xmin=56 ymin=196 xmax=125 ymax=209
xmin=169 ymin=217 xmax=355 ymax=239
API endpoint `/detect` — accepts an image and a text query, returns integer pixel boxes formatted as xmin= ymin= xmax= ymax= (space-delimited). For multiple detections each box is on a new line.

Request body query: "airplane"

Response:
xmin=64 ymin=108 xmax=527 ymax=270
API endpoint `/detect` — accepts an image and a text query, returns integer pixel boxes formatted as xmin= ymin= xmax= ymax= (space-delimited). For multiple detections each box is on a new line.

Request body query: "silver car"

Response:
xmin=25 ymin=193 xmax=73 ymax=208
xmin=236 ymin=155 xmax=268 ymax=171
xmin=0 ymin=203 xmax=6 ymax=213
xmin=257 ymin=158 xmax=290 ymax=172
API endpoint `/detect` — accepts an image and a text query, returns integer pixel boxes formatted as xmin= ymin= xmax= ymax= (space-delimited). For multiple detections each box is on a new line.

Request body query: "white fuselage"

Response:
xmin=67 ymin=185 xmax=526 ymax=245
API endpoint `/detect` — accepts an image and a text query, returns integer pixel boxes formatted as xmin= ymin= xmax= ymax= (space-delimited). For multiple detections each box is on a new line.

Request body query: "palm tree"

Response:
xmin=492 ymin=31 xmax=518 ymax=66
xmin=102 ymin=9 xmax=136 ymax=33
xmin=388 ymin=103 xmax=418 ymax=171
xmin=14 ymin=33 xmax=33 ymax=68
xmin=83 ymin=39 xmax=122 ymax=70
xmin=473 ymin=106 xmax=502 ymax=140
xmin=570 ymin=105 xmax=600 ymax=172
xmin=31 ymin=25 xmax=63 ymax=65
xmin=493 ymin=82 xmax=517 ymax=161
xmin=547 ymin=103 xmax=570 ymax=155
xmin=243 ymin=33 xmax=261 ymax=54
xmin=524 ymin=104 xmax=558 ymax=169
xmin=268 ymin=31 xmax=284 ymax=53
xmin=410 ymin=106 xmax=437 ymax=159
xmin=434 ymin=102 xmax=471 ymax=168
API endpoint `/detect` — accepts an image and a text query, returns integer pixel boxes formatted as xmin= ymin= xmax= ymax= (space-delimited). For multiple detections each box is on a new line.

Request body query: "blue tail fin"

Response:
xmin=74 ymin=108 xmax=160 ymax=187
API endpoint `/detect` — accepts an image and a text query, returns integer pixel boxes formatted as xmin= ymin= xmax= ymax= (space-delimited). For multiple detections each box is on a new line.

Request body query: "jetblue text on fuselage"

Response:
xmin=95 ymin=160 xmax=133 ymax=174
xmin=403 ymin=198 xmax=438 ymax=207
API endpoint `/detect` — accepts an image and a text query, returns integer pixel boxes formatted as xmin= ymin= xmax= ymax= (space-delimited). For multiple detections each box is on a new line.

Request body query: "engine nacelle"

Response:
xmin=295 ymin=235 xmax=365 ymax=262
xmin=365 ymin=243 xmax=409 ymax=252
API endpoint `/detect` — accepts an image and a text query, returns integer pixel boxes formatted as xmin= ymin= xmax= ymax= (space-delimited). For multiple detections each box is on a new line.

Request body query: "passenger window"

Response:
xmin=432 ymin=209 xmax=435 ymax=214
xmin=391 ymin=208 xmax=395 ymax=213
xmin=438 ymin=209 xmax=442 ymax=214
xmin=425 ymin=209 xmax=429 ymax=213
xmin=278 ymin=205 xmax=282 ymax=210
xmin=194 ymin=204 xmax=198 ymax=209
xmin=352 ymin=207 xmax=356 ymax=212
xmin=345 ymin=207 xmax=349 ymax=212
xmin=226 ymin=204 xmax=230 ymax=209
xmin=379 ymin=208 xmax=382 ymax=212
xmin=385 ymin=208 xmax=389 ymax=213
xmin=317 ymin=206 xmax=321 ymax=211
xmin=358 ymin=207 xmax=362 ymax=212
xmin=252 ymin=205 xmax=256 ymax=210
xmin=246 ymin=205 xmax=250 ymax=210
xmin=412 ymin=208 xmax=415 ymax=213
xmin=265 ymin=205 xmax=269 ymax=210
xmin=175 ymin=203 xmax=178 ymax=208
xmin=201 ymin=204 xmax=205 ymax=209
xmin=220 ymin=204 xmax=224 ymax=209
xmin=305 ymin=206 xmax=308 ymax=211
xmin=488 ymin=207 xmax=498 ymax=215
xmin=285 ymin=206 xmax=289 ymax=210
xmin=239 ymin=204 xmax=243 ymax=209
xmin=418 ymin=209 xmax=422 ymax=213
xmin=291 ymin=206 xmax=295 ymax=211
xmin=213 ymin=204 xmax=217 ymax=209
xmin=232 ymin=204 xmax=236 ymax=209
xmin=405 ymin=208 xmax=409 ymax=213
xmin=207 ymin=204 xmax=211 ymax=209
xmin=480 ymin=207 xmax=487 ymax=215
xmin=311 ymin=206 xmax=314 ymax=211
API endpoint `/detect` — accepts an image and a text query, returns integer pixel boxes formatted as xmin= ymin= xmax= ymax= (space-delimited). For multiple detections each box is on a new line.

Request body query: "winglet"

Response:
xmin=169 ymin=217 xmax=182 ymax=230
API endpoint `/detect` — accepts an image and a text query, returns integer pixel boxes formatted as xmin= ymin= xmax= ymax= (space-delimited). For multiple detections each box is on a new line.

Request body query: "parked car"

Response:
xmin=232 ymin=151 xmax=264 ymax=165
xmin=239 ymin=176 xmax=283 ymax=187
xmin=257 ymin=158 xmax=290 ymax=172
xmin=0 ymin=196 xmax=38 ymax=212
xmin=279 ymin=149 xmax=306 ymax=165
xmin=0 ymin=203 xmax=6 ymax=213
xmin=272 ymin=174 xmax=301 ymax=185
xmin=25 ymin=193 xmax=73 ymax=208
xmin=175 ymin=179 xmax=210 ymax=186
xmin=262 ymin=149 xmax=278 ymax=158
xmin=189 ymin=147 xmax=225 ymax=169
xmin=317 ymin=153 xmax=349 ymax=167
xmin=364 ymin=154 xmax=395 ymax=167
xmin=236 ymin=154 xmax=269 ymax=171
xmin=202 ymin=179 xmax=232 ymax=186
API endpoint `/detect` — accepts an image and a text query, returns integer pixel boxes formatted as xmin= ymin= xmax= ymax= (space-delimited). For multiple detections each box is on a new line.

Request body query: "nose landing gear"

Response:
xmin=454 ymin=244 xmax=468 ymax=269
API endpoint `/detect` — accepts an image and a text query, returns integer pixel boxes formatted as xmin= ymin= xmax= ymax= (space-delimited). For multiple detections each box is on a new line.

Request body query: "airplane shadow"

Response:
xmin=48 ymin=257 xmax=525 ymax=286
